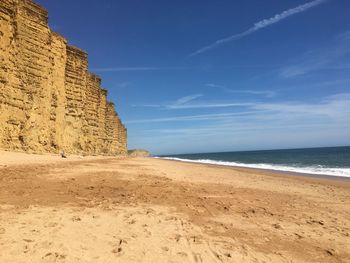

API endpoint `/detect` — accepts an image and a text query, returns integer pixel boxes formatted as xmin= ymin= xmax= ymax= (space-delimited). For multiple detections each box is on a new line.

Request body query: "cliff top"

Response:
xmin=23 ymin=0 xmax=48 ymax=14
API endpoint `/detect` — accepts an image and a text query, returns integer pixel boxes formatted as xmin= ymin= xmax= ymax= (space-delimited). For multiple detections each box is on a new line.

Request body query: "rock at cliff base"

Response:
xmin=128 ymin=149 xmax=151 ymax=157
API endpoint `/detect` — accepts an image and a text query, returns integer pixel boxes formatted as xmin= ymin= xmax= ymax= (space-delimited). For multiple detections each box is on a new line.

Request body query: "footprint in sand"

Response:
xmin=112 ymin=239 xmax=126 ymax=257
xmin=43 ymin=252 xmax=67 ymax=261
xmin=143 ymin=229 xmax=152 ymax=237
xmin=23 ymin=244 xmax=30 ymax=254
xmin=71 ymin=216 xmax=81 ymax=222
xmin=145 ymin=208 xmax=155 ymax=215
xmin=194 ymin=253 xmax=203 ymax=263
xmin=174 ymin=234 xmax=181 ymax=243
xmin=128 ymin=219 xmax=136 ymax=224
xmin=161 ymin=246 xmax=169 ymax=252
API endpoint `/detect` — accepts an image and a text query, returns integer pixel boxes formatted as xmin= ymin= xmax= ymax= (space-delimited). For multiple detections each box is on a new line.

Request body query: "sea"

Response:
xmin=157 ymin=146 xmax=350 ymax=178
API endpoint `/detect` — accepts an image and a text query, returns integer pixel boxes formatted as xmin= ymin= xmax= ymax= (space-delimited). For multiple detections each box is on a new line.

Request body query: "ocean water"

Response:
xmin=157 ymin=146 xmax=350 ymax=178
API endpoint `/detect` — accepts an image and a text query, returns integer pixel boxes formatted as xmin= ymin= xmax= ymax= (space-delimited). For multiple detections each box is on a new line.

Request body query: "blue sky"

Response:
xmin=37 ymin=0 xmax=350 ymax=155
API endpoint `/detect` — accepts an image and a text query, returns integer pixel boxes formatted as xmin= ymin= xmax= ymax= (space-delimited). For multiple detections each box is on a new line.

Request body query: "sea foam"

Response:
xmin=155 ymin=157 xmax=350 ymax=178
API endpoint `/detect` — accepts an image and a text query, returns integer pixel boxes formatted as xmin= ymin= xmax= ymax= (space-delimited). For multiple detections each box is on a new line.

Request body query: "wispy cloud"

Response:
xmin=190 ymin=0 xmax=328 ymax=56
xmin=126 ymin=111 xmax=261 ymax=124
xmin=129 ymin=93 xmax=350 ymax=154
xmin=206 ymin=83 xmax=276 ymax=98
xmin=133 ymin=93 xmax=251 ymax=110
xmin=135 ymin=101 xmax=251 ymax=110
xmin=280 ymin=31 xmax=350 ymax=78
xmin=128 ymin=93 xmax=350 ymax=125
xmin=296 ymin=78 xmax=350 ymax=89
xmin=174 ymin=94 xmax=203 ymax=105
xmin=131 ymin=104 xmax=161 ymax=108
xmin=167 ymin=103 xmax=253 ymax=109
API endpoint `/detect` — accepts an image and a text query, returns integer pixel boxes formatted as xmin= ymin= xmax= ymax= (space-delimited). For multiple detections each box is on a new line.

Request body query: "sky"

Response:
xmin=36 ymin=0 xmax=350 ymax=155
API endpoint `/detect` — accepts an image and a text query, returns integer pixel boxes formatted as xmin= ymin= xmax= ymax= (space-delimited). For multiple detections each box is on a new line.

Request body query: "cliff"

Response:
xmin=0 ymin=0 xmax=127 ymax=155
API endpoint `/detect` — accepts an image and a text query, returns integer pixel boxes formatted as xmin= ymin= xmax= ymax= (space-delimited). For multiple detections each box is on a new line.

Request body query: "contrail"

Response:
xmin=190 ymin=0 xmax=328 ymax=57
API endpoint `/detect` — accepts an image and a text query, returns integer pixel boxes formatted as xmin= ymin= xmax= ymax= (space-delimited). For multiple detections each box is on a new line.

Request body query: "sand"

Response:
xmin=0 ymin=152 xmax=349 ymax=262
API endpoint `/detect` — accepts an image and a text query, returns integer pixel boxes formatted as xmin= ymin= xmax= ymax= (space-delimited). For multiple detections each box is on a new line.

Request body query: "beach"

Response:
xmin=0 ymin=152 xmax=349 ymax=262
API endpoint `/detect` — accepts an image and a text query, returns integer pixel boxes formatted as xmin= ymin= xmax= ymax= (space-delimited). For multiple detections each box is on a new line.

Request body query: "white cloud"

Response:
xmin=206 ymin=83 xmax=276 ymax=98
xmin=133 ymin=94 xmax=252 ymax=110
xmin=131 ymin=104 xmax=161 ymax=108
xmin=128 ymin=93 xmax=350 ymax=154
xmin=280 ymin=30 xmax=350 ymax=78
xmin=190 ymin=0 xmax=328 ymax=56
xmin=166 ymin=102 xmax=251 ymax=110
xmin=128 ymin=93 xmax=350 ymax=125
xmin=126 ymin=111 xmax=261 ymax=124
xmin=174 ymin=94 xmax=203 ymax=105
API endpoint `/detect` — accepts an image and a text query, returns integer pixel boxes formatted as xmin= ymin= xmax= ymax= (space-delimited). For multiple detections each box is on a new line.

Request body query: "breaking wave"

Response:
xmin=155 ymin=157 xmax=350 ymax=178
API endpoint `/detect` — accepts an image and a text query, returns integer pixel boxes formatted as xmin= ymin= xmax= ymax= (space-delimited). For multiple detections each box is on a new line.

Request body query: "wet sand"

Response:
xmin=0 ymin=152 xmax=349 ymax=262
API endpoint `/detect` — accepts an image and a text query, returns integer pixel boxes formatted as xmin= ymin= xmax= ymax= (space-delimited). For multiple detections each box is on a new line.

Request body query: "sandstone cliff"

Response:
xmin=0 ymin=0 xmax=127 ymax=155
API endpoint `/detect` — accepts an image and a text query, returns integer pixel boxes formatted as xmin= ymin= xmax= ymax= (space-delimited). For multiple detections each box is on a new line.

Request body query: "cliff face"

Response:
xmin=0 ymin=0 xmax=127 ymax=155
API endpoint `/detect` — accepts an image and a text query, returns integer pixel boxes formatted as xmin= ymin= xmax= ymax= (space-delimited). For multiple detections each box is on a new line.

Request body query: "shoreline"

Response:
xmin=154 ymin=157 xmax=350 ymax=182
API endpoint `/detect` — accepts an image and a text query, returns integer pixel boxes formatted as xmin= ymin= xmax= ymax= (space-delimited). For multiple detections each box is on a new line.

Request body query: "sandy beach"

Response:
xmin=0 ymin=151 xmax=349 ymax=262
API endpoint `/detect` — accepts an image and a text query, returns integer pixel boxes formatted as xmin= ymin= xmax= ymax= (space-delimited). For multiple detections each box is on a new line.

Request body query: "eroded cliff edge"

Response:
xmin=0 ymin=0 xmax=127 ymax=155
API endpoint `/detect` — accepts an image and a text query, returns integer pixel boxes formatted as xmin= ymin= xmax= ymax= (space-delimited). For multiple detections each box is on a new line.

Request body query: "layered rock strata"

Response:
xmin=0 ymin=0 xmax=127 ymax=155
